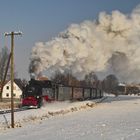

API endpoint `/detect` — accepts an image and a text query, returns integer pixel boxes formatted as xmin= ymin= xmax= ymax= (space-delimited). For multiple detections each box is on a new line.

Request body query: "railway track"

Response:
xmin=0 ymin=107 xmax=30 ymax=115
xmin=0 ymin=96 xmax=107 ymax=115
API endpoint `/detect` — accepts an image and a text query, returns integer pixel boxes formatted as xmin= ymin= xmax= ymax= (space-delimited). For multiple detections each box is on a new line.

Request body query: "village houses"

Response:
xmin=2 ymin=79 xmax=24 ymax=99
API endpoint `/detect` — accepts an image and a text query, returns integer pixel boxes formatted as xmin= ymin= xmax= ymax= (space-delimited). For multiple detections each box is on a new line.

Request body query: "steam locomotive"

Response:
xmin=22 ymin=79 xmax=103 ymax=108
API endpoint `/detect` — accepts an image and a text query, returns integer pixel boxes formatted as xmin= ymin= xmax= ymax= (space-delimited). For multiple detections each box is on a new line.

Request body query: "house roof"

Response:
xmin=14 ymin=79 xmax=24 ymax=90
xmin=1 ymin=79 xmax=24 ymax=91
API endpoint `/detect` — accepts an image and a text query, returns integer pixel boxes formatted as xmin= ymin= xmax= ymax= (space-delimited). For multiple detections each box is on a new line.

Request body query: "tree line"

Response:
xmin=51 ymin=71 xmax=119 ymax=93
xmin=0 ymin=46 xmax=18 ymax=83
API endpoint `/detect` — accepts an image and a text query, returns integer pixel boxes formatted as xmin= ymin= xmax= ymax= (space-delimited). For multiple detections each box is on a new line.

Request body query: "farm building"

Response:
xmin=2 ymin=79 xmax=24 ymax=99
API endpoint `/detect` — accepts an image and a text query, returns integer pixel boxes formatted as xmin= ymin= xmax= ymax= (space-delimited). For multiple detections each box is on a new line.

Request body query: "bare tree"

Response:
xmin=84 ymin=72 xmax=98 ymax=87
xmin=51 ymin=71 xmax=100 ymax=87
xmin=22 ymin=78 xmax=28 ymax=87
xmin=0 ymin=47 xmax=19 ymax=100
xmin=51 ymin=71 xmax=80 ymax=86
xmin=0 ymin=47 xmax=10 ymax=82
xmin=102 ymin=74 xmax=118 ymax=94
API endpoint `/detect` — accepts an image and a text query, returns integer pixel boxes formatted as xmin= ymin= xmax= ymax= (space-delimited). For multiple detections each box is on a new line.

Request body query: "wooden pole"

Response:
xmin=11 ymin=32 xmax=14 ymax=128
xmin=4 ymin=31 xmax=22 ymax=128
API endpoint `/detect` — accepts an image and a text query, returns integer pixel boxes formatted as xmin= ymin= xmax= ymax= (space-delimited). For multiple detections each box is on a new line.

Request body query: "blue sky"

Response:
xmin=0 ymin=0 xmax=140 ymax=79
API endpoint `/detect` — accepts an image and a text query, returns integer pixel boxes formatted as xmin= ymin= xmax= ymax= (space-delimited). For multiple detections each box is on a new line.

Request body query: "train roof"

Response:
xmin=29 ymin=79 xmax=53 ymax=88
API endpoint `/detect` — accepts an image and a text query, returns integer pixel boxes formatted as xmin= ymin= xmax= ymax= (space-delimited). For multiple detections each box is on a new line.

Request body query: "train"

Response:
xmin=22 ymin=79 xmax=103 ymax=108
xmin=113 ymin=83 xmax=140 ymax=95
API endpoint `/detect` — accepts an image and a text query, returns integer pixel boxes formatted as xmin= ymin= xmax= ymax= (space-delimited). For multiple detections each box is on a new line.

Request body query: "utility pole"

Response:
xmin=4 ymin=31 xmax=22 ymax=128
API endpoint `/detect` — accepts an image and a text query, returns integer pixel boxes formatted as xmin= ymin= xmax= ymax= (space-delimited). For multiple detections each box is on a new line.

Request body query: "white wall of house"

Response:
xmin=2 ymin=81 xmax=22 ymax=99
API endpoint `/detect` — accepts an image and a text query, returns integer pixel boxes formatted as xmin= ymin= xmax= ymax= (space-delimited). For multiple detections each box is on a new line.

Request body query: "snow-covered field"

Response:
xmin=1 ymin=95 xmax=140 ymax=140
xmin=0 ymin=98 xmax=104 ymax=130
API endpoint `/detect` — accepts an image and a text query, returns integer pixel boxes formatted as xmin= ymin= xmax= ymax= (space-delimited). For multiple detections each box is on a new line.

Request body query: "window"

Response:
xmin=13 ymin=93 xmax=16 ymax=97
xmin=6 ymin=86 xmax=9 ymax=90
xmin=6 ymin=93 xmax=9 ymax=97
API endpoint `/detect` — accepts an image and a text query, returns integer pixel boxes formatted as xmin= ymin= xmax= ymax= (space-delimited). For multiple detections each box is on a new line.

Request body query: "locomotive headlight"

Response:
xmin=37 ymin=96 xmax=39 ymax=98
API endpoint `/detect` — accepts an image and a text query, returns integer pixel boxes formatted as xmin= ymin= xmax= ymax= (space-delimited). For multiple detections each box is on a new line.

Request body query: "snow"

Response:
xmin=118 ymin=83 xmax=126 ymax=86
xmin=1 ymin=95 xmax=140 ymax=140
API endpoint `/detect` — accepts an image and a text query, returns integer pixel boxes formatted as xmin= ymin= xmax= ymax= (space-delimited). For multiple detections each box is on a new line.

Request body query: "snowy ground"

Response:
xmin=1 ymin=95 xmax=140 ymax=140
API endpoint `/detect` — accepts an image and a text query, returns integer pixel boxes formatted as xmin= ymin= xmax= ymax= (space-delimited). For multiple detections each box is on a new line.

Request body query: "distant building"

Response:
xmin=2 ymin=79 xmax=24 ymax=99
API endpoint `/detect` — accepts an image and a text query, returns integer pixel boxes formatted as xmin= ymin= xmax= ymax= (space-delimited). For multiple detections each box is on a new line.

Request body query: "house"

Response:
xmin=2 ymin=79 xmax=24 ymax=99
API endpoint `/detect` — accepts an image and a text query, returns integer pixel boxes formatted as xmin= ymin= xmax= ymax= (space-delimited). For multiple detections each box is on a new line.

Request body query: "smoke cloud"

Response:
xmin=29 ymin=5 xmax=140 ymax=83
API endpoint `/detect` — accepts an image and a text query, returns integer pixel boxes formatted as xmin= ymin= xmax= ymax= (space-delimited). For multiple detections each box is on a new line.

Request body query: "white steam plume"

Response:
xmin=29 ymin=5 xmax=140 ymax=83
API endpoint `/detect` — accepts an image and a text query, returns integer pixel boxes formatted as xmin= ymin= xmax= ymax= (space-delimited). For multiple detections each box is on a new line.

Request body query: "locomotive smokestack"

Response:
xmin=30 ymin=73 xmax=36 ymax=80
xmin=29 ymin=58 xmax=43 ymax=80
